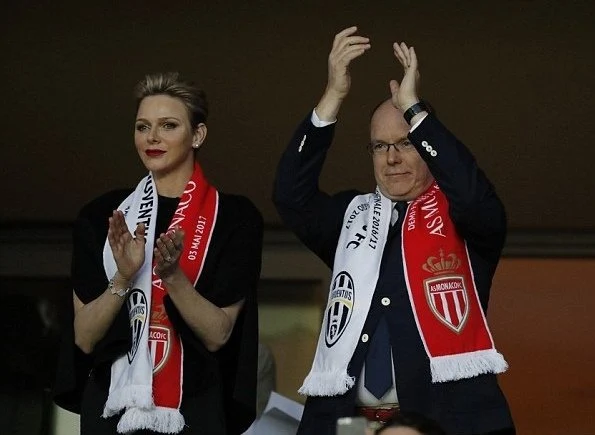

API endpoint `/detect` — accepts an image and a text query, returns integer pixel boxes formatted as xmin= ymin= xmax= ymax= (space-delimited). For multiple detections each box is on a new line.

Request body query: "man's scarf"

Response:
xmin=102 ymin=163 xmax=218 ymax=433
xmin=299 ymin=182 xmax=507 ymax=396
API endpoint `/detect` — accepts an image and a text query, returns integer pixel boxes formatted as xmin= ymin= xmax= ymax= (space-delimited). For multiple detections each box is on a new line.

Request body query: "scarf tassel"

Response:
xmin=430 ymin=349 xmax=509 ymax=383
xmin=116 ymin=406 xmax=185 ymax=434
xmin=299 ymin=369 xmax=355 ymax=396
xmin=103 ymin=385 xmax=153 ymax=418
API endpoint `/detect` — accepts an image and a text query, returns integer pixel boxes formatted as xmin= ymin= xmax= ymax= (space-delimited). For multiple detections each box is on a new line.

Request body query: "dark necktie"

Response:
xmin=391 ymin=201 xmax=407 ymax=227
xmin=364 ymin=317 xmax=392 ymax=399
xmin=363 ymin=202 xmax=407 ymax=399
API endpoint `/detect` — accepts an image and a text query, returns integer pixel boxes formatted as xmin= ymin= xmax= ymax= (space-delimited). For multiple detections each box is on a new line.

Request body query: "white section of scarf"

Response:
xmin=299 ymin=189 xmax=392 ymax=396
xmin=102 ymin=173 xmax=184 ymax=434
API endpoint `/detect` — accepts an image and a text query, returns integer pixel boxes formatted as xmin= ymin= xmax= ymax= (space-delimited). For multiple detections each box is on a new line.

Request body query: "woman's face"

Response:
xmin=134 ymin=94 xmax=202 ymax=177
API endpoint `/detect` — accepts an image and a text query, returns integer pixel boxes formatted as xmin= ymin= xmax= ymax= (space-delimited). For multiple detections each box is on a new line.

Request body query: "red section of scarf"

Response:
xmin=402 ymin=182 xmax=494 ymax=357
xmin=149 ymin=163 xmax=217 ymax=408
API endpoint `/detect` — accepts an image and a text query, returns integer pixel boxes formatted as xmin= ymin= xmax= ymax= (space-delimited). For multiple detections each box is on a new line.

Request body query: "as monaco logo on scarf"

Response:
xmin=422 ymin=250 xmax=469 ymax=334
xmin=325 ymin=271 xmax=355 ymax=347
xmin=149 ymin=325 xmax=171 ymax=373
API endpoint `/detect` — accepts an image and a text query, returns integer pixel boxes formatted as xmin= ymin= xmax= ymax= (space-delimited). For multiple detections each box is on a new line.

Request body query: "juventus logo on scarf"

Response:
xmin=103 ymin=163 xmax=218 ymax=433
xmin=300 ymin=182 xmax=507 ymax=397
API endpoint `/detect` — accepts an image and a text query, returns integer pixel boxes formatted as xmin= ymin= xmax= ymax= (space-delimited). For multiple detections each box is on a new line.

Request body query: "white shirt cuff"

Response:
xmin=311 ymin=109 xmax=337 ymax=128
xmin=409 ymin=113 xmax=429 ymax=132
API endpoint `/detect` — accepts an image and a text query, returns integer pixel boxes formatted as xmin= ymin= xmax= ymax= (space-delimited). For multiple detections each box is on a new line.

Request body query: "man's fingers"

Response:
xmin=333 ymin=43 xmax=371 ymax=68
xmin=393 ymin=43 xmax=408 ymax=68
xmin=337 ymin=35 xmax=370 ymax=50
xmin=400 ymin=42 xmax=410 ymax=62
xmin=332 ymin=26 xmax=359 ymax=48
xmin=393 ymin=47 xmax=405 ymax=67
xmin=333 ymin=35 xmax=369 ymax=58
xmin=394 ymin=42 xmax=416 ymax=68
xmin=345 ymin=45 xmax=371 ymax=64
xmin=409 ymin=47 xmax=418 ymax=69
xmin=391 ymin=40 xmax=421 ymax=112
xmin=333 ymin=28 xmax=368 ymax=55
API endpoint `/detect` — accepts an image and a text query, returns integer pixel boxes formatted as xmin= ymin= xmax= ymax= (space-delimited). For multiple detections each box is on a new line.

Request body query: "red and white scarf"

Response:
xmin=103 ymin=163 xmax=218 ymax=433
xmin=299 ymin=182 xmax=507 ymax=396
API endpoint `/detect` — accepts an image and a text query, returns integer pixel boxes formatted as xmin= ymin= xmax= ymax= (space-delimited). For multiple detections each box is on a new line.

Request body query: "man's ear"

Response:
xmin=192 ymin=123 xmax=207 ymax=150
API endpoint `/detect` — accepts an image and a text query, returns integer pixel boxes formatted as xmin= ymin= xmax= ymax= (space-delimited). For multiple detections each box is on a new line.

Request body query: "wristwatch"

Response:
xmin=403 ymin=101 xmax=431 ymax=125
xmin=108 ymin=278 xmax=132 ymax=297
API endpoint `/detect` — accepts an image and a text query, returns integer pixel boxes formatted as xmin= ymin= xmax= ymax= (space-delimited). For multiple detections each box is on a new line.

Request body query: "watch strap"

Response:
xmin=403 ymin=101 xmax=430 ymax=125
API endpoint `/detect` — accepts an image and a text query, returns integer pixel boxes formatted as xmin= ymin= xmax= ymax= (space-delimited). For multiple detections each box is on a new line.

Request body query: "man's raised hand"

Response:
xmin=326 ymin=26 xmax=371 ymax=99
xmin=316 ymin=26 xmax=371 ymax=121
xmin=390 ymin=41 xmax=421 ymax=113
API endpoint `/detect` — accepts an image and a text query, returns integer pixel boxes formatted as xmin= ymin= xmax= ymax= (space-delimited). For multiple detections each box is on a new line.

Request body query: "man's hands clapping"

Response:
xmin=316 ymin=27 xmax=424 ymax=121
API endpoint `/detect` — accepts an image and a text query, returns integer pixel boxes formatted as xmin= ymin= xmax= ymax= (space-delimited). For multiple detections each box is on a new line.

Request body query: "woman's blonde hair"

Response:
xmin=134 ymin=72 xmax=208 ymax=128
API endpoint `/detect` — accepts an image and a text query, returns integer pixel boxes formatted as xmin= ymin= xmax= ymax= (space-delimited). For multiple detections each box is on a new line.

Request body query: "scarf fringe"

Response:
xmin=430 ymin=349 xmax=509 ymax=383
xmin=102 ymin=385 xmax=153 ymax=417
xmin=298 ymin=369 xmax=355 ymax=396
xmin=116 ymin=406 xmax=185 ymax=434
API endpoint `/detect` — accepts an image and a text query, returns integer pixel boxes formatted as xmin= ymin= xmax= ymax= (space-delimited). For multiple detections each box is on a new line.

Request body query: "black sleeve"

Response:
xmin=209 ymin=198 xmax=264 ymax=307
xmin=408 ymin=114 xmax=507 ymax=256
xmin=218 ymin=199 xmax=263 ymax=433
xmin=52 ymin=296 xmax=91 ymax=414
xmin=71 ymin=189 xmax=132 ymax=304
xmin=71 ymin=214 xmax=109 ymax=304
xmin=273 ymin=113 xmax=358 ymax=267
xmin=54 ymin=190 xmax=131 ymax=413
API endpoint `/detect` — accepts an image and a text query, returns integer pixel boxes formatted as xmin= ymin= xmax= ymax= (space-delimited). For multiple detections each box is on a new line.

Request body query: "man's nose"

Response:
xmin=386 ymin=145 xmax=402 ymax=164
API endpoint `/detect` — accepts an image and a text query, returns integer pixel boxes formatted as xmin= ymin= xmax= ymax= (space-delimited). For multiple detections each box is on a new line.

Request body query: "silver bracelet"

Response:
xmin=108 ymin=278 xmax=132 ymax=297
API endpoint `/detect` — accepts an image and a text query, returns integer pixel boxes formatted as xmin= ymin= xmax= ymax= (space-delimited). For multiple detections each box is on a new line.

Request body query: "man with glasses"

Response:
xmin=273 ymin=26 xmax=515 ymax=435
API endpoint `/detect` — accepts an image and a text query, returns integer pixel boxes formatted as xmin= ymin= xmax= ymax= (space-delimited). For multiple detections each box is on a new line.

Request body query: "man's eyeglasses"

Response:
xmin=367 ymin=139 xmax=414 ymax=155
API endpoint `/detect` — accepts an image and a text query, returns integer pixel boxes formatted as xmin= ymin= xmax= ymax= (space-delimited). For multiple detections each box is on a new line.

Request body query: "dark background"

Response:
xmin=2 ymin=2 xmax=595 ymax=434
xmin=2 ymin=0 xmax=594 ymax=229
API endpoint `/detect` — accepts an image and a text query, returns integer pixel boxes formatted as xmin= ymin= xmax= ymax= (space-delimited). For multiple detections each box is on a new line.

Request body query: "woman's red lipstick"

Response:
xmin=146 ymin=149 xmax=166 ymax=157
